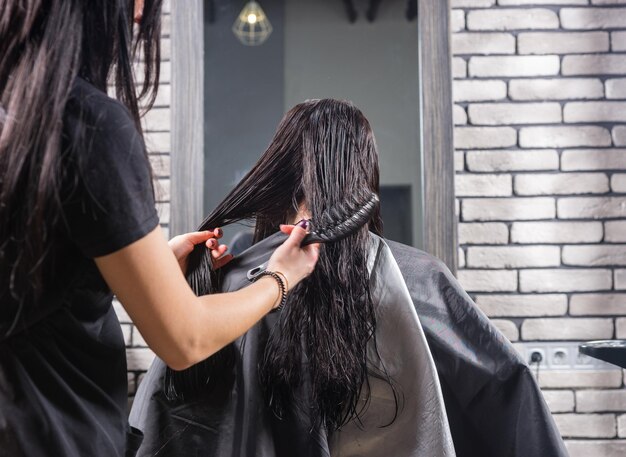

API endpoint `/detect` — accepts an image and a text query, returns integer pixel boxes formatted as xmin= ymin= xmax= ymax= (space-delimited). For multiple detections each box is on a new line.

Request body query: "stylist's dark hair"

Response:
xmin=0 ymin=0 xmax=162 ymax=332
xmin=166 ymin=99 xmax=393 ymax=431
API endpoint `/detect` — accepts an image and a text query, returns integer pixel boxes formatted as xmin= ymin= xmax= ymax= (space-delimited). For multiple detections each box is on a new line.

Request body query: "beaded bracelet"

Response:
xmin=253 ymin=270 xmax=288 ymax=311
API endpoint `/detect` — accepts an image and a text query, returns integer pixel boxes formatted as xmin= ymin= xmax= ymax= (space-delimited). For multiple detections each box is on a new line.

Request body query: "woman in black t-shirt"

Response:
xmin=0 ymin=1 xmax=319 ymax=456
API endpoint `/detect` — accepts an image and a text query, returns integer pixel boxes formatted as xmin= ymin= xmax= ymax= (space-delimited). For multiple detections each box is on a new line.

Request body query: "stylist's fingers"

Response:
xmin=213 ymin=254 xmax=234 ymax=269
xmin=304 ymin=242 xmax=320 ymax=259
xmin=177 ymin=227 xmax=222 ymax=249
xmin=210 ymin=244 xmax=228 ymax=258
xmin=279 ymin=224 xmax=295 ymax=235
xmin=280 ymin=219 xmax=310 ymax=238
xmin=284 ymin=225 xmax=308 ymax=247
xmin=169 ymin=231 xmax=214 ymax=260
xmin=185 ymin=230 xmax=216 ymax=245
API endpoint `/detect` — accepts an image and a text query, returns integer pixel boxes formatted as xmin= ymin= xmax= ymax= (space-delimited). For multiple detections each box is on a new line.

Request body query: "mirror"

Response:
xmin=202 ymin=0 xmax=422 ymax=247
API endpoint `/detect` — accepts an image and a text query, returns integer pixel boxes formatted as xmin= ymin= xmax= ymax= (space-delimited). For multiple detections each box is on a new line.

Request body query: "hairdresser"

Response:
xmin=0 ymin=1 xmax=319 ymax=456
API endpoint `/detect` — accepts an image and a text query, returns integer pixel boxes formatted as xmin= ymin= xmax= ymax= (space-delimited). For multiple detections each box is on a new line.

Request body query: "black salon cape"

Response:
xmin=385 ymin=240 xmax=568 ymax=457
xmin=130 ymin=234 xmax=567 ymax=457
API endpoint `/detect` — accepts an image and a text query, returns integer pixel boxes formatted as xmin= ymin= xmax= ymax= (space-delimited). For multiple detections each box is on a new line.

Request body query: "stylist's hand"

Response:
xmin=267 ymin=221 xmax=320 ymax=291
xmin=169 ymin=228 xmax=233 ymax=274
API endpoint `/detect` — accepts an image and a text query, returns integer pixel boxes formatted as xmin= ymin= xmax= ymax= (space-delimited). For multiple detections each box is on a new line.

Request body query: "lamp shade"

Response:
xmin=232 ymin=1 xmax=273 ymax=46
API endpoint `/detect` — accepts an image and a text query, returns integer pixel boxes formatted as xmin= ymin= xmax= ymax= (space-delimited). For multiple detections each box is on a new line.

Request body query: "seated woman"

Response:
xmin=130 ymin=100 xmax=567 ymax=457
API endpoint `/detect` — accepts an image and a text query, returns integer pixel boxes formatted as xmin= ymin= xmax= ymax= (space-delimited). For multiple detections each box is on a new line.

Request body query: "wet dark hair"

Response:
xmin=169 ymin=99 xmax=390 ymax=431
xmin=0 ymin=0 xmax=162 ymax=332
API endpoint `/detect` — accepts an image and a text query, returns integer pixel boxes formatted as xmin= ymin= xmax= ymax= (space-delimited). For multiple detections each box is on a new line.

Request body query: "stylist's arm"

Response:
xmin=95 ymin=225 xmax=318 ymax=371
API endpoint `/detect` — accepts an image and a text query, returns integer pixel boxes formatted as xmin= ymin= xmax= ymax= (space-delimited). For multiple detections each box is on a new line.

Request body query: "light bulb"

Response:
xmin=232 ymin=1 xmax=272 ymax=46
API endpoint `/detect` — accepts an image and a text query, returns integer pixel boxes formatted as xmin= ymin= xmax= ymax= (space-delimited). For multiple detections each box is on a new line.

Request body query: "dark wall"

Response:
xmin=203 ymin=0 xmax=285 ymax=215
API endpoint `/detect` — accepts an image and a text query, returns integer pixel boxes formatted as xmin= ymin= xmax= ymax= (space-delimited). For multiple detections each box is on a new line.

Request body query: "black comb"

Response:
xmin=246 ymin=191 xmax=379 ymax=282
xmin=301 ymin=191 xmax=379 ymax=245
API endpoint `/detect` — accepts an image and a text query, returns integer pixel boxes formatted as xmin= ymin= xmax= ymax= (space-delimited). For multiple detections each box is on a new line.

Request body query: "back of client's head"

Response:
xmin=181 ymin=99 xmax=391 ymax=431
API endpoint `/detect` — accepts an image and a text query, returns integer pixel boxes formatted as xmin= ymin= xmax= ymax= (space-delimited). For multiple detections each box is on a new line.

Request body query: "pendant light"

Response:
xmin=232 ymin=1 xmax=273 ymax=46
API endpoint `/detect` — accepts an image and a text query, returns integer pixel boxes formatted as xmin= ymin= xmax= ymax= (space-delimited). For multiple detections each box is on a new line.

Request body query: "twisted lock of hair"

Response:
xmin=166 ymin=99 xmax=398 ymax=431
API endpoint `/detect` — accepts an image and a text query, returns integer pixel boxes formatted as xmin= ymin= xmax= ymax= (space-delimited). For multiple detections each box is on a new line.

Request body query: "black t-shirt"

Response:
xmin=0 ymin=77 xmax=159 ymax=457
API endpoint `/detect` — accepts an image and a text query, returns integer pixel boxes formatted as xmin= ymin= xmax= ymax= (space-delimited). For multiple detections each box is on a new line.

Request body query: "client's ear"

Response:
xmin=289 ymin=202 xmax=312 ymax=225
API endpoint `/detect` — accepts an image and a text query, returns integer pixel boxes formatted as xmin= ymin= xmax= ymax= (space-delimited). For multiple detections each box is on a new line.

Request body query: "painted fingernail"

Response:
xmin=297 ymin=219 xmax=309 ymax=229
xmin=208 ymin=239 xmax=216 ymax=248
xmin=214 ymin=228 xmax=223 ymax=237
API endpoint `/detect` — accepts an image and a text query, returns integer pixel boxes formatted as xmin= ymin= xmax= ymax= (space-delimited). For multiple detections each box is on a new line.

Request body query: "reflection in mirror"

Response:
xmin=204 ymin=0 xmax=421 ymax=247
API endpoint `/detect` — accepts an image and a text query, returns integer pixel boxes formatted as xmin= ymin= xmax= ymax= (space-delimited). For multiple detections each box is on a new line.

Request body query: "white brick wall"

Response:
xmin=455 ymin=126 xmax=517 ymax=148
xmin=518 ymin=31 xmax=609 ymax=54
xmin=571 ymin=293 xmax=626 ymax=315
xmin=509 ymin=78 xmax=604 ymax=100
xmin=514 ymin=172 xmax=609 ymax=195
xmin=538 ymin=370 xmax=622 ymax=389
xmin=457 ymin=268 xmax=518 ymax=291
xmin=454 ymin=0 xmax=626 ymax=452
xmin=565 ymin=101 xmax=626 ymax=122
xmin=511 ymin=221 xmax=603 ymax=243
xmin=558 ymin=197 xmax=626 ymax=218
xmin=466 ymin=8 xmax=560 ymax=30
xmin=454 ymin=79 xmax=508 ymax=102
xmin=475 ymin=293 xmax=568 ymax=316
xmin=452 ymin=33 xmax=515 ymax=55
xmin=455 ymin=174 xmax=512 ymax=196
xmin=544 ymin=390 xmax=575 ymax=413
xmin=561 ymin=7 xmax=626 ymax=29
xmin=521 ymin=317 xmax=613 ymax=340
xmin=607 ymin=78 xmax=626 ymax=98
xmin=466 ymin=149 xmax=559 ymax=171
xmin=519 ymin=126 xmax=612 ymax=148
xmin=567 ymin=440 xmax=626 ymax=457
xmin=519 ymin=268 xmax=612 ymax=292
xmin=462 ymin=197 xmax=556 ymax=220
xmin=118 ymin=4 xmax=171 ymax=402
xmin=467 ymin=245 xmax=560 ymax=267
xmin=554 ymin=413 xmax=616 ymax=438
xmin=469 ymin=55 xmax=560 ymax=77
xmin=458 ymin=222 xmax=509 ymax=244
xmin=578 ymin=390 xmax=626 ymax=412
xmin=562 ymin=149 xmax=626 ymax=170
xmin=468 ymin=102 xmax=562 ymax=125
xmin=606 ymin=221 xmax=626 ymax=241
xmin=563 ymin=54 xmax=626 ymax=75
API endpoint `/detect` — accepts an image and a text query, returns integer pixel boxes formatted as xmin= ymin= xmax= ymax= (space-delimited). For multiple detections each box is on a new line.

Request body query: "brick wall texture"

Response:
xmin=453 ymin=0 xmax=626 ymax=454
xmin=117 ymin=1 xmax=171 ymax=408
xmin=119 ymin=0 xmax=626 ymax=454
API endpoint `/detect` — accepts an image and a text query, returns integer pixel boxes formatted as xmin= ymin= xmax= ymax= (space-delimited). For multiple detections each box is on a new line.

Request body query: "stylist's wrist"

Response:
xmin=256 ymin=275 xmax=284 ymax=310
xmin=274 ymin=271 xmax=289 ymax=294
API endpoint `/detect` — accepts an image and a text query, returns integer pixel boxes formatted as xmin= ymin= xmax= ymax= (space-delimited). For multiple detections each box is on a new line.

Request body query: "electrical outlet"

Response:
xmin=575 ymin=349 xmax=596 ymax=368
xmin=528 ymin=348 xmax=546 ymax=367
xmin=551 ymin=347 xmax=569 ymax=367
xmin=516 ymin=342 xmax=619 ymax=371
